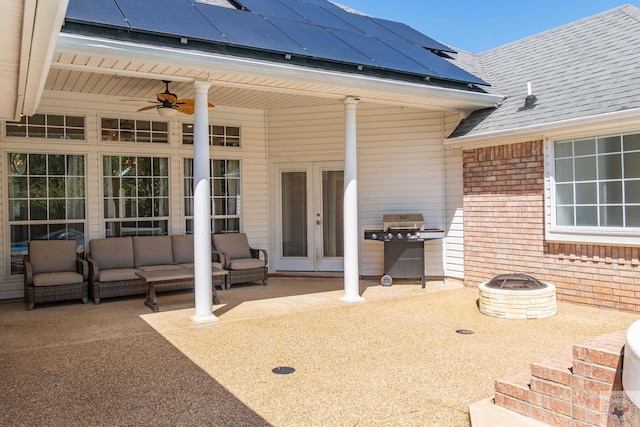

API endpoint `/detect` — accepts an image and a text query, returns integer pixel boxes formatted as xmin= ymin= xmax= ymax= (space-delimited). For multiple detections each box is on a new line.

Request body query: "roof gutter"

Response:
xmin=17 ymin=0 xmax=68 ymax=119
xmin=55 ymin=33 xmax=504 ymax=111
xmin=445 ymin=107 xmax=640 ymax=148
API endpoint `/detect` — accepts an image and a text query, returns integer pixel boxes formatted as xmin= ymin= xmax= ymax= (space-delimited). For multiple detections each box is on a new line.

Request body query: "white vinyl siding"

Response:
xmin=268 ymin=103 xmax=448 ymax=278
xmin=443 ymin=111 xmax=466 ymax=279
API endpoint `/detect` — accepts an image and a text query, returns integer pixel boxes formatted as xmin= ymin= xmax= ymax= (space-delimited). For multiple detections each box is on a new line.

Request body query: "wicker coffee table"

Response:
xmin=136 ymin=267 xmax=227 ymax=312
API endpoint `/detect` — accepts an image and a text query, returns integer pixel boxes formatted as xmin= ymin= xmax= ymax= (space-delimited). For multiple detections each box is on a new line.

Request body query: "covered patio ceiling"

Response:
xmin=43 ymin=31 xmax=504 ymax=114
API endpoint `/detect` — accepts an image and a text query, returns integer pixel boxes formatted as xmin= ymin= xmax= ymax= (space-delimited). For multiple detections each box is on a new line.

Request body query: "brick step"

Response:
xmin=492 ymin=329 xmax=636 ymax=427
xmin=495 ymin=370 xmax=531 ymax=415
xmin=530 ymin=350 xmax=573 ymax=386
xmin=573 ymin=329 xmax=625 ymax=369
xmin=572 ymin=330 xmax=625 ymax=389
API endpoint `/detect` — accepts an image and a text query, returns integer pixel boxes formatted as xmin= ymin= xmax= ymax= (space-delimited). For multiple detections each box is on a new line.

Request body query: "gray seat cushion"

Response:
xmin=133 ymin=236 xmax=173 ymax=268
xmin=90 ymin=237 xmax=134 ymax=270
xmin=33 ymin=271 xmax=84 ymax=287
xmin=171 ymin=235 xmax=193 ymax=264
xmin=226 ymin=258 xmax=265 ymax=270
xmin=213 ymin=233 xmax=252 ymax=259
xmin=29 ymin=240 xmax=78 ymax=274
xmin=97 ymin=268 xmax=140 ymax=282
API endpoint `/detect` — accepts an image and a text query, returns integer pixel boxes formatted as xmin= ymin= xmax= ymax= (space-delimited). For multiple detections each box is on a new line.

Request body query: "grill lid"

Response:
xmin=383 ymin=214 xmax=424 ymax=231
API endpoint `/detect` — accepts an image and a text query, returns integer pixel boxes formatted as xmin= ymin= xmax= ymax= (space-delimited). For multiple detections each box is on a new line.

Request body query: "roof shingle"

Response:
xmin=449 ymin=4 xmax=640 ymax=139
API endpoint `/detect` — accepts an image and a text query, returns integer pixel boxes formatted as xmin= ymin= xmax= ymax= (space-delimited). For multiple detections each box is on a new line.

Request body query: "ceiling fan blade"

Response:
xmin=137 ymin=105 xmax=159 ymax=112
xmin=175 ymin=99 xmax=215 ymax=114
xmin=157 ymin=93 xmax=178 ymax=103
xmin=176 ymin=99 xmax=194 ymax=114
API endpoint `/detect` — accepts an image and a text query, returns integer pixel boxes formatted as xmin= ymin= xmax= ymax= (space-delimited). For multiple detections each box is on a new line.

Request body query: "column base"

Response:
xmin=340 ymin=295 xmax=366 ymax=304
xmin=191 ymin=313 xmax=219 ymax=324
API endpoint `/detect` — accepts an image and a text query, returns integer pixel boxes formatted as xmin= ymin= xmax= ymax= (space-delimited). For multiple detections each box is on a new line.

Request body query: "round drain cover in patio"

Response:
xmin=456 ymin=329 xmax=474 ymax=335
xmin=272 ymin=366 xmax=296 ymax=375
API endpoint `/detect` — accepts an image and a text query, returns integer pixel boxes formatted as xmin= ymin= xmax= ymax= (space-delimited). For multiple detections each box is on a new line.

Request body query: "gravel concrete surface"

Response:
xmin=2 ymin=278 xmax=638 ymax=426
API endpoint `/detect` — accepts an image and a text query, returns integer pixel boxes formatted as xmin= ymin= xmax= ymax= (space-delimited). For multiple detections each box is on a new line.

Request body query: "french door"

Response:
xmin=275 ymin=161 xmax=344 ymax=271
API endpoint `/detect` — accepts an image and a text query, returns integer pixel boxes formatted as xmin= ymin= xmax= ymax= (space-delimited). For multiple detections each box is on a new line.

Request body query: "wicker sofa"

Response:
xmin=88 ymin=235 xmax=224 ymax=304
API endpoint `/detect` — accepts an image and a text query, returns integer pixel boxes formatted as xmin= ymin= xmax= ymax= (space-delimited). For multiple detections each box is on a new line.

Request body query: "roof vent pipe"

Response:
xmin=524 ymin=81 xmax=537 ymax=108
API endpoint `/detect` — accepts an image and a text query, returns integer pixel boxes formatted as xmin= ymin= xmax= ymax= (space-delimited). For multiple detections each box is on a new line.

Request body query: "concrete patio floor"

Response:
xmin=1 ymin=277 xmax=638 ymax=426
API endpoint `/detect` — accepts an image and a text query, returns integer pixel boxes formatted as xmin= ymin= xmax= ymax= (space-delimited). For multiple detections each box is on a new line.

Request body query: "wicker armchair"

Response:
xmin=212 ymin=233 xmax=268 ymax=289
xmin=23 ymin=240 xmax=89 ymax=310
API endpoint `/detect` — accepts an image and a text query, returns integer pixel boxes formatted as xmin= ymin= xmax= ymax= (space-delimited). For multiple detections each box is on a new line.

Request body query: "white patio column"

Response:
xmin=340 ymin=96 xmax=365 ymax=304
xmin=191 ymin=80 xmax=218 ymax=324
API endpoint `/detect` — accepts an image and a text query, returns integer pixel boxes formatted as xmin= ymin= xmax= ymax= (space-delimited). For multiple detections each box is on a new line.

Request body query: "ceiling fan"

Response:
xmin=132 ymin=80 xmax=214 ymax=117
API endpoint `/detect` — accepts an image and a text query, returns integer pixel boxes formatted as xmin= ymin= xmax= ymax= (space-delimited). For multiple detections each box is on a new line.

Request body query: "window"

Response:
xmin=182 ymin=124 xmax=240 ymax=147
xmin=547 ymin=132 xmax=640 ymax=245
xmin=8 ymin=153 xmax=86 ymax=275
xmin=184 ymin=158 xmax=240 ymax=233
xmin=5 ymin=114 xmax=85 ymax=140
xmin=103 ymin=156 xmax=169 ymax=237
xmin=101 ymin=118 xmax=168 ymax=143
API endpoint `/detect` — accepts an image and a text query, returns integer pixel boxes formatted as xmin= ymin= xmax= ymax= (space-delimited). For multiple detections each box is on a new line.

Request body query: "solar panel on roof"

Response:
xmin=296 ymin=0 xmax=341 ymax=8
xmin=383 ymin=39 xmax=487 ymax=85
xmin=326 ymin=8 xmax=406 ymax=41
xmin=192 ymin=4 xmax=307 ymax=55
xmin=266 ymin=16 xmax=374 ymax=65
xmin=371 ymin=18 xmax=456 ymax=53
xmin=276 ymin=0 xmax=358 ymax=31
xmin=66 ymin=0 xmax=129 ymax=29
xmin=328 ymin=29 xmax=432 ymax=76
xmin=116 ymin=0 xmax=227 ymax=43
xmin=65 ymin=0 xmax=488 ymax=87
xmin=235 ymin=0 xmax=304 ymax=21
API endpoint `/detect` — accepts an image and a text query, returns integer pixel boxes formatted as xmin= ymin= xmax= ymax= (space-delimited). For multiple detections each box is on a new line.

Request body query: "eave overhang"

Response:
xmin=54 ymin=32 xmax=505 ymax=112
xmin=445 ymin=107 xmax=640 ymax=148
xmin=10 ymin=0 xmax=68 ymax=120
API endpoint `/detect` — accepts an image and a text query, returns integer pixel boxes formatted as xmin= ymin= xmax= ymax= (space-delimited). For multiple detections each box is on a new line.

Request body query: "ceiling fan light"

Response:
xmin=157 ymin=106 xmax=177 ymax=118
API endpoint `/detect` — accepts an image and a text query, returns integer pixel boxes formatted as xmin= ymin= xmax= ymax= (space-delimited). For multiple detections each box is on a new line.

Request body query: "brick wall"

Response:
xmin=463 ymin=141 xmax=640 ymax=313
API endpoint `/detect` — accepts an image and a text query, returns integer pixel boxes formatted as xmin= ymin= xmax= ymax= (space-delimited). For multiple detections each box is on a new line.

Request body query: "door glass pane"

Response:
xmin=282 ymin=172 xmax=307 ymax=257
xmin=322 ymin=170 xmax=343 ymax=257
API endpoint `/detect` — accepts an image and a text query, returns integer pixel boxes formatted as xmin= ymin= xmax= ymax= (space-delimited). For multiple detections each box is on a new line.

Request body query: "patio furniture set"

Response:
xmin=23 ymin=233 xmax=267 ymax=310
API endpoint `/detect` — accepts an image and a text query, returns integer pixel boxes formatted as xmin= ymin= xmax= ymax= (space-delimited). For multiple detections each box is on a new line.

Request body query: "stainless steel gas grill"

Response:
xmin=364 ymin=214 xmax=444 ymax=287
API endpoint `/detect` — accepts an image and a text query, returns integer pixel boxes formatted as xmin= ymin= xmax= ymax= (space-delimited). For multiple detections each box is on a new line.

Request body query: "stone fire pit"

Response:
xmin=478 ymin=274 xmax=557 ymax=319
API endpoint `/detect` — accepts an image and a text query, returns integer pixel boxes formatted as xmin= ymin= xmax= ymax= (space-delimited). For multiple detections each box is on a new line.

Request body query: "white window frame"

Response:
xmin=5 ymin=113 xmax=86 ymax=141
xmin=102 ymin=155 xmax=170 ymax=237
xmin=183 ymin=157 xmax=241 ymax=234
xmin=181 ymin=123 xmax=241 ymax=147
xmin=100 ymin=117 xmax=169 ymax=144
xmin=6 ymin=152 xmax=87 ymax=276
xmin=544 ymin=134 xmax=640 ymax=246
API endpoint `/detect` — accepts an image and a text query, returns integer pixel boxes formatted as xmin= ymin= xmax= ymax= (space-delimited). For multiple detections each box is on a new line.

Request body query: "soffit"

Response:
xmin=0 ymin=0 xmax=23 ymax=120
xmin=48 ymin=39 xmax=503 ymax=112
xmin=1 ymin=0 xmax=68 ymax=121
